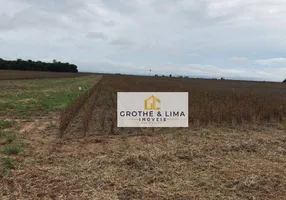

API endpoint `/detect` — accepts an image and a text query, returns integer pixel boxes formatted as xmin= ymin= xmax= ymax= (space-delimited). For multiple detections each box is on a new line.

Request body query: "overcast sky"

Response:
xmin=0 ymin=0 xmax=286 ymax=81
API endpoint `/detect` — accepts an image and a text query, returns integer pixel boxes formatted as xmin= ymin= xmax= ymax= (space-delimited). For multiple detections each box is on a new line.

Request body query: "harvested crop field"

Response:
xmin=101 ymin=75 xmax=286 ymax=126
xmin=0 ymin=74 xmax=286 ymax=200
xmin=0 ymin=70 xmax=93 ymax=80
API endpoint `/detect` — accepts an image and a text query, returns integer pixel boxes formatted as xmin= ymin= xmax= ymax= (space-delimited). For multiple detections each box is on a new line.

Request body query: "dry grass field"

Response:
xmin=0 ymin=73 xmax=286 ymax=200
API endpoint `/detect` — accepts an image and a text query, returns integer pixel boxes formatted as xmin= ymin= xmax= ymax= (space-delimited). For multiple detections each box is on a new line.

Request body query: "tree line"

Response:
xmin=0 ymin=58 xmax=78 ymax=73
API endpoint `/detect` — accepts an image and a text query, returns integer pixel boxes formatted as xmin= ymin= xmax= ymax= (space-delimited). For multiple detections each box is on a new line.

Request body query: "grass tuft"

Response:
xmin=0 ymin=167 xmax=9 ymax=178
xmin=2 ymin=157 xmax=15 ymax=169
xmin=3 ymin=144 xmax=24 ymax=155
xmin=5 ymin=133 xmax=17 ymax=143
xmin=0 ymin=130 xmax=5 ymax=137
xmin=0 ymin=120 xmax=13 ymax=129
xmin=122 ymin=154 xmax=154 ymax=170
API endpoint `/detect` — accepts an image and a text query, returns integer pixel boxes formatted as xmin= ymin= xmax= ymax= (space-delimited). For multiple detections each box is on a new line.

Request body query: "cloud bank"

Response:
xmin=0 ymin=0 xmax=286 ymax=81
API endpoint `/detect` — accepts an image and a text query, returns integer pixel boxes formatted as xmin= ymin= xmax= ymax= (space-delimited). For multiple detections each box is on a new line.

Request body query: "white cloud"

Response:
xmin=86 ymin=32 xmax=108 ymax=40
xmin=0 ymin=0 xmax=286 ymax=81
xmin=256 ymin=58 xmax=286 ymax=66
xmin=167 ymin=51 xmax=179 ymax=57
xmin=229 ymin=56 xmax=248 ymax=62
xmin=102 ymin=20 xmax=116 ymax=27
xmin=189 ymin=53 xmax=201 ymax=57
xmin=109 ymin=38 xmax=133 ymax=47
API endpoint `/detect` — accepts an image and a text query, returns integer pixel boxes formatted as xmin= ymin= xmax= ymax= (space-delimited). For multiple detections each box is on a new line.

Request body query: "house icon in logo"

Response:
xmin=144 ymin=95 xmax=161 ymax=110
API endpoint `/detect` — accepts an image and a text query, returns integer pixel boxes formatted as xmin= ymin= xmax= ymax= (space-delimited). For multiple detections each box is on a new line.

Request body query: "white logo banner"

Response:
xmin=117 ymin=92 xmax=189 ymax=127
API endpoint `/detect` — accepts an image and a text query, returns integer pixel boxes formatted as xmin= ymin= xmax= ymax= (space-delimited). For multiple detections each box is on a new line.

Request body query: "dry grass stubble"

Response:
xmin=1 ymin=123 xmax=286 ymax=200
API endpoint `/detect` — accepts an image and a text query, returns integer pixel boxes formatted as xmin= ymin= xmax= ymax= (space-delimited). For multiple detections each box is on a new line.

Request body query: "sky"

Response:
xmin=0 ymin=0 xmax=285 ymax=81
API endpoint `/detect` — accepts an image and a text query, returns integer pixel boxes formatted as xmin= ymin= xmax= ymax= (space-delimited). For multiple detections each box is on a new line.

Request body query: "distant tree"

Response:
xmin=184 ymin=76 xmax=189 ymax=78
xmin=178 ymin=75 xmax=183 ymax=78
xmin=283 ymin=78 xmax=286 ymax=83
xmin=169 ymin=74 xmax=172 ymax=77
xmin=155 ymin=74 xmax=158 ymax=77
xmin=221 ymin=77 xmax=225 ymax=80
xmin=0 ymin=58 xmax=78 ymax=73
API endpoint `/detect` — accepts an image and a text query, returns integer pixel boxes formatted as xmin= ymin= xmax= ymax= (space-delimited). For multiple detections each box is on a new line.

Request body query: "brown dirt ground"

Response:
xmin=1 ymin=112 xmax=286 ymax=200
